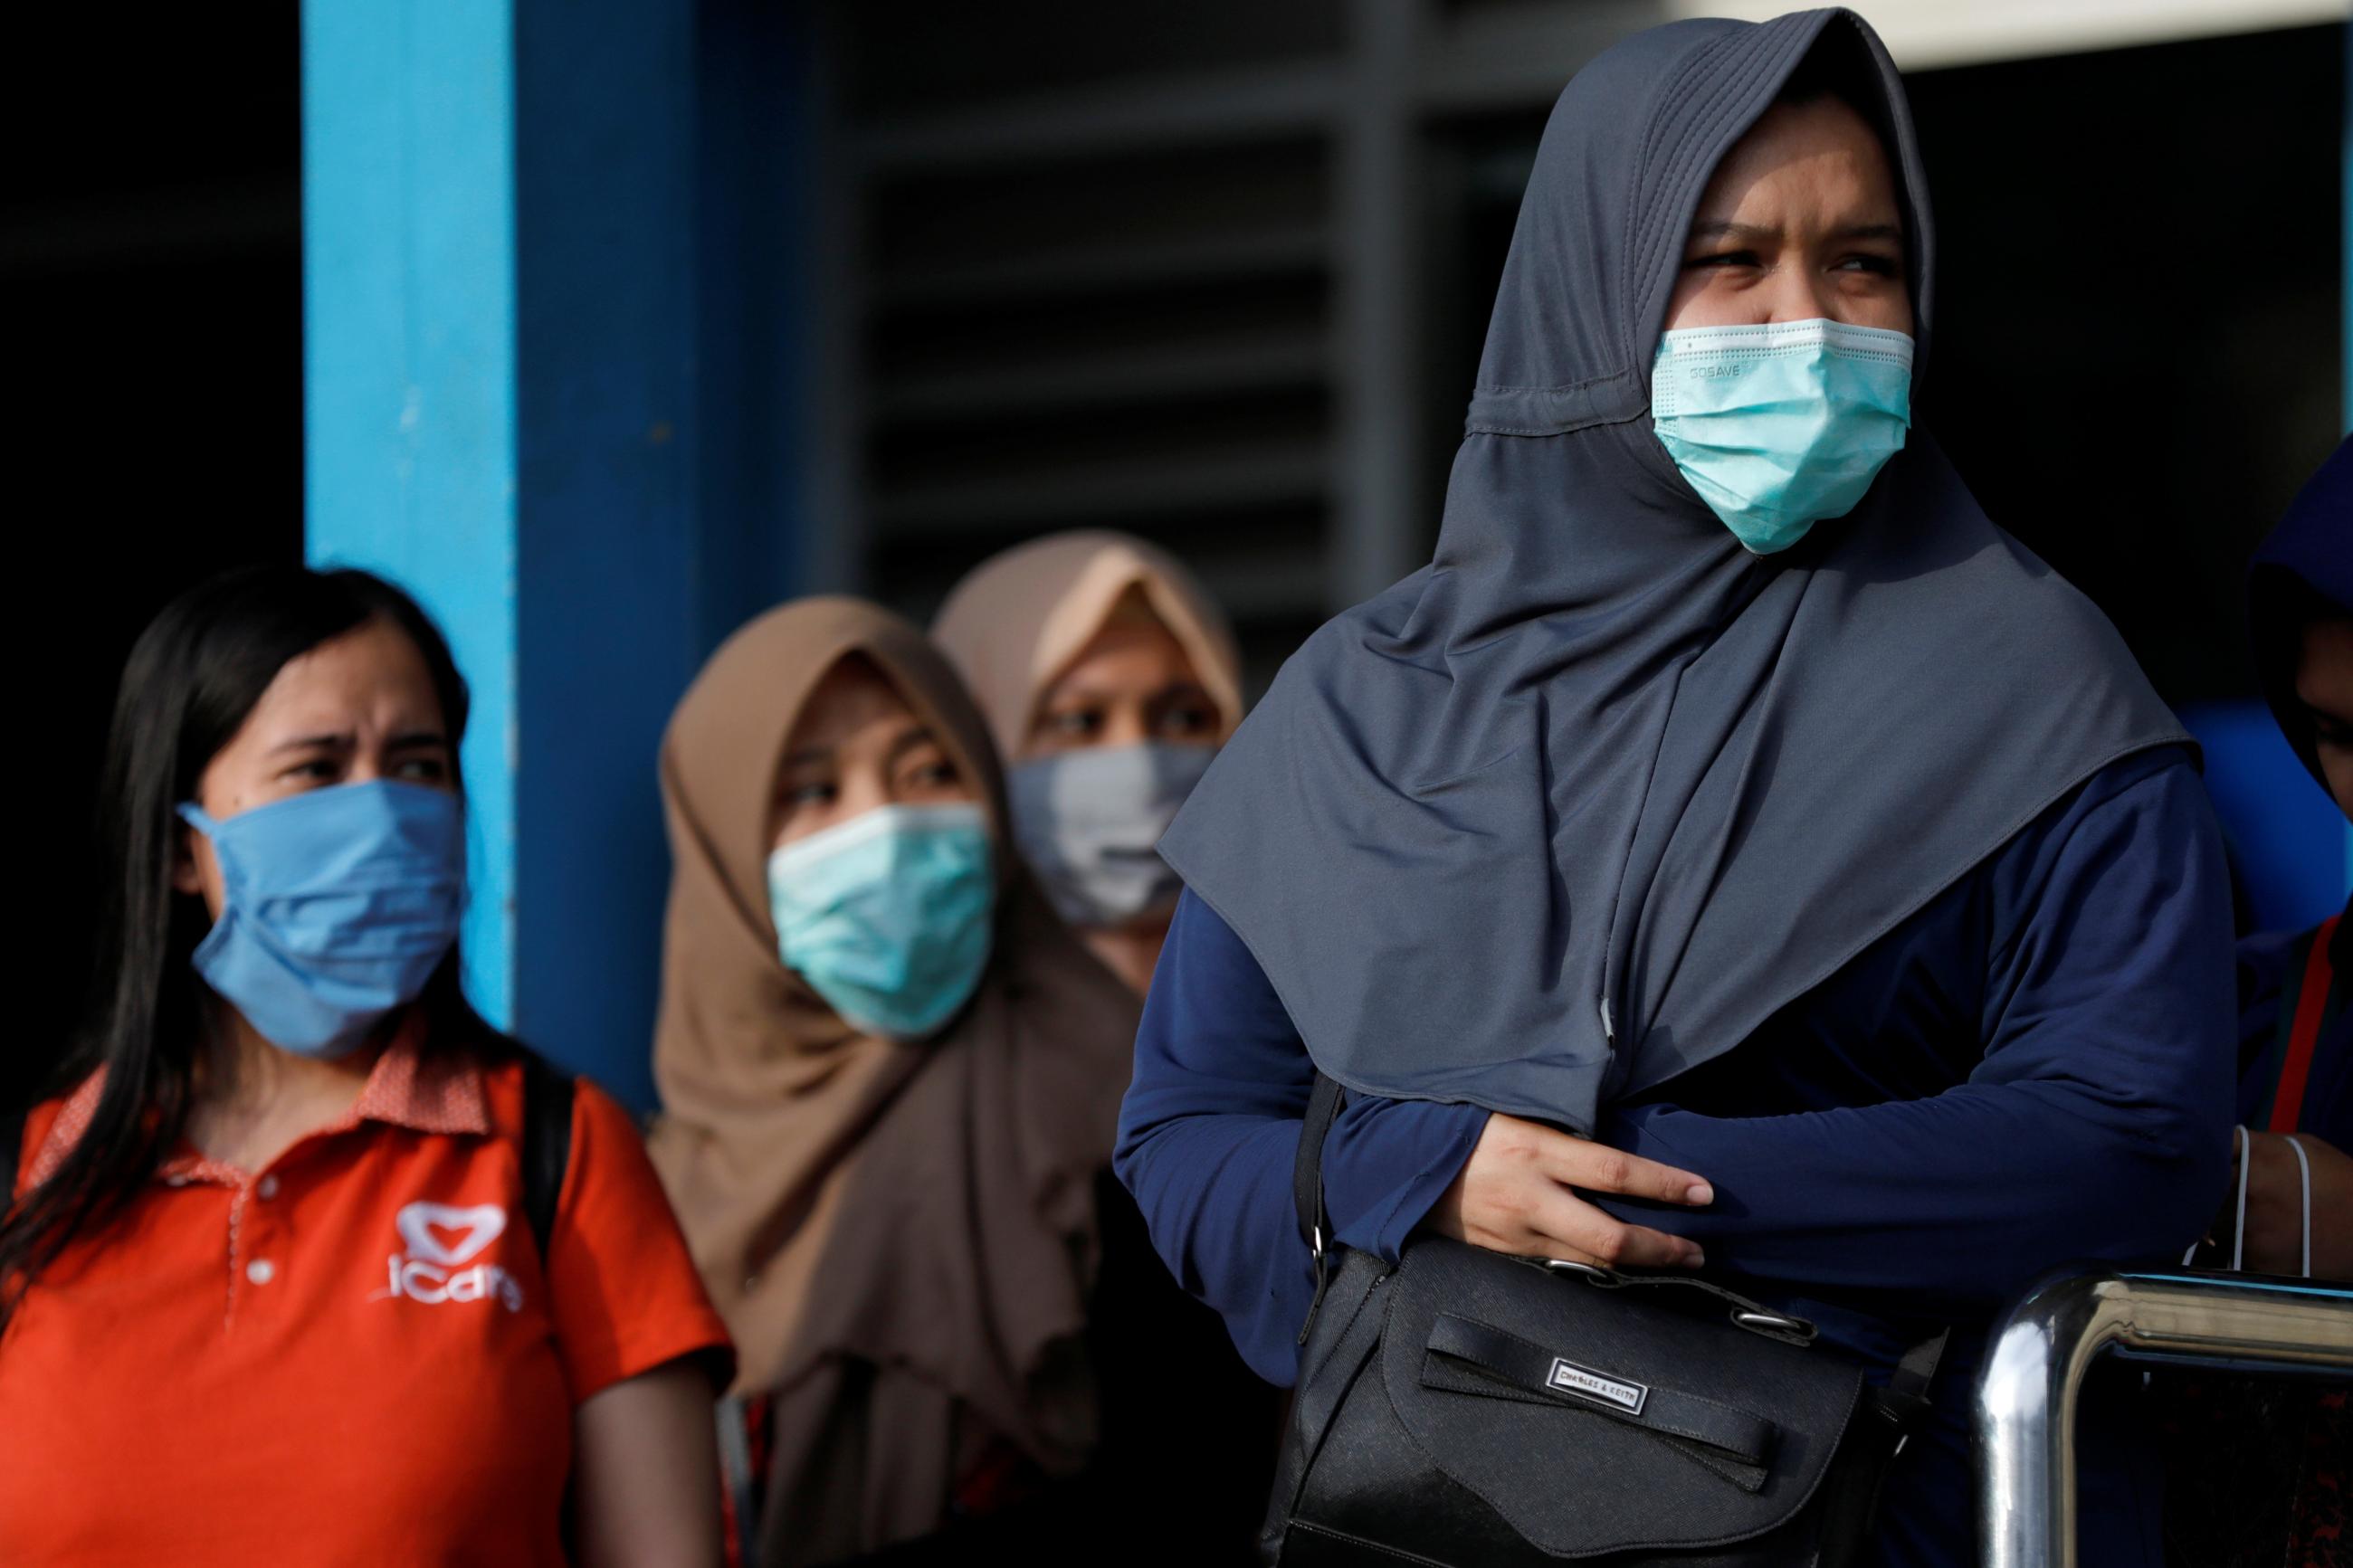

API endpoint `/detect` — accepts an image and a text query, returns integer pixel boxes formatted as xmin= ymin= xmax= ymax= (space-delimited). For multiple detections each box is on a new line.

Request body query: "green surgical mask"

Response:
xmin=767 ymin=802 xmax=995 ymax=1041
xmin=1650 ymin=318 xmax=1914 ymax=555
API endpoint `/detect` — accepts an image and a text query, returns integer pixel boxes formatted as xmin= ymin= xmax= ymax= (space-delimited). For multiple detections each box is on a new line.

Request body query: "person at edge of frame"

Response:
xmin=2231 ymin=436 xmax=2352 ymax=1278
xmin=2160 ymin=436 xmax=2352 ymax=1568
xmin=0 ymin=565 xmax=733 ymax=1568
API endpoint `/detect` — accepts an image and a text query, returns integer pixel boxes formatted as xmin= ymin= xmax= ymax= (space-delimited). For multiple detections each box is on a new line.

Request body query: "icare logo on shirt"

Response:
xmin=376 ymin=1202 xmax=525 ymax=1312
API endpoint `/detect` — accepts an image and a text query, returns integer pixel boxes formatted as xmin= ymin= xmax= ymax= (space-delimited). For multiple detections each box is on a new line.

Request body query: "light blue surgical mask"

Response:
xmin=1650 ymin=318 xmax=1914 ymax=555
xmin=179 ymin=780 xmax=468 ymax=1059
xmin=767 ymin=802 xmax=995 ymax=1041
xmin=1007 ymin=741 xmax=1214 ymax=929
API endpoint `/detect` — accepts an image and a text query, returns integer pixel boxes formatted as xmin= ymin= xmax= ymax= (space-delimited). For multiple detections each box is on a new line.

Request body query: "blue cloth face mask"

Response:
xmin=179 ymin=780 xmax=468 ymax=1059
xmin=1650 ymin=318 xmax=1914 ymax=554
xmin=767 ymin=802 xmax=996 ymax=1041
xmin=1006 ymin=741 xmax=1215 ymax=929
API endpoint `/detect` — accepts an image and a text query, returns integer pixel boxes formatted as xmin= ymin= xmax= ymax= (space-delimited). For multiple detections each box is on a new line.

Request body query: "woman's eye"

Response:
xmin=395 ymin=757 xmax=448 ymax=782
xmin=1156 ymin=704 xmax=1217 ymax=738
xmin=1687 ymin=250 xmax=1760 ymax=271
xmin=283 ymin=758 xmax=338 ymax=782
xmin=784 ymin=781 xmax=835 ymax=807
xmin=910 ymin=759 xmax=960 ymax=790
xmin=1836 ymin=254 xmax=1900 ymax=277
xmin=1046 ymin=709 xmax=1102 ymax=738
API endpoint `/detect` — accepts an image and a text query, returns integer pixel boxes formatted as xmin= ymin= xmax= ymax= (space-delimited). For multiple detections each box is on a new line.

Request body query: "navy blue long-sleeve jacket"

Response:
xmin=1115 ymin=746 xmax=2235 ymax=1567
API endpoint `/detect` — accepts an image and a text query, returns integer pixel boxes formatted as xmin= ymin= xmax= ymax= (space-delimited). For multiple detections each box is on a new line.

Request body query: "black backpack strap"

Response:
xmin=1293 ymin=1071 xmax=1347 ymax=1344
xmin=518 ymin=1052 xmax=577 ymax=1261
xmin=2 ymin=1097 xmax=27 ymax=1199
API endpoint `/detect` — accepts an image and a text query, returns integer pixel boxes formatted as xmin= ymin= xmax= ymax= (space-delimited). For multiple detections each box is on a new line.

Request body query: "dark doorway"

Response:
xmin=7 ymin=5 xmax=303 ymax=1107
xmin=1906 ymin=25 xmax=2342 ymax=706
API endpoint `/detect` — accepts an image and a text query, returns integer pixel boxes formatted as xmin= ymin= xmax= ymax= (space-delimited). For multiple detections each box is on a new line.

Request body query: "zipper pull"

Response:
xmin=1599 ymin=997 xmax=1615 ymax=1043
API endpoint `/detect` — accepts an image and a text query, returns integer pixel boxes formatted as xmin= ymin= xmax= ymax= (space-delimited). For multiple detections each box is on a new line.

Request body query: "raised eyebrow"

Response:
xmin=385 ymin=729 xmax=451 ymax=751
xmin=1833 ymin=222 xmax=1905 ymax=244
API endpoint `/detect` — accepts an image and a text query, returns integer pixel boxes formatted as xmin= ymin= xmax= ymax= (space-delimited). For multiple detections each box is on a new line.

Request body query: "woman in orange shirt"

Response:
xmin=0 ymin=565 xmax=734 ymax=1567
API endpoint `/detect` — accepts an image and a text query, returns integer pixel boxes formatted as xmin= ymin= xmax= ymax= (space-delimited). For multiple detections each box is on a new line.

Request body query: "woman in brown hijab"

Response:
xmin=647 ymin=597 xmax=1139 ymax=1565
xmin=933 ymin=531 xmax=1243 ymax=996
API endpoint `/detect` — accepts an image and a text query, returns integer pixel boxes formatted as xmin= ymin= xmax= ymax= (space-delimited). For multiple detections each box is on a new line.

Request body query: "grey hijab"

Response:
xmin=1158 ymin=8 xmax=2187 ymax=1134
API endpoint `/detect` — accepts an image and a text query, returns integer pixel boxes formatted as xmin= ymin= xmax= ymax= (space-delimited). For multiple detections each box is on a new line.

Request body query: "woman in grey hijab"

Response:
xmin=1116 ymin=10 xmax=2234 ymax=1564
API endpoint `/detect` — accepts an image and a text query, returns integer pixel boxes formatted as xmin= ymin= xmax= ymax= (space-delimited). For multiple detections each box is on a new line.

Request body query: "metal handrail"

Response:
xmin=1976 ymin=1267 xmax=2353 ymax=1568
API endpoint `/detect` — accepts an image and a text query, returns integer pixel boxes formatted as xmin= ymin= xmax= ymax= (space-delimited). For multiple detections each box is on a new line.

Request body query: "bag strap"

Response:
xmin=1292 ymin=1071 xmax=1347 ymax=1344
xmin=1427 ymin=1312 xmax=1777 ymax=1465
xmin=519 ymin=1052 xmax=576 ymax=1261
xmin=1565 ymin=1264 xmax=1820 ymax=1345
xmin=1294 ymin=1071 xmax=1345 ymax=1251
xmin=1876 ymin=1326 xmax=1948 ymax=1436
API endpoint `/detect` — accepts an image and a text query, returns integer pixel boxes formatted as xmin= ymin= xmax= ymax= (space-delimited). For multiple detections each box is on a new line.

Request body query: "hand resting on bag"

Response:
xmin=1421 ymin=1112 xmax=1712 ymax=1270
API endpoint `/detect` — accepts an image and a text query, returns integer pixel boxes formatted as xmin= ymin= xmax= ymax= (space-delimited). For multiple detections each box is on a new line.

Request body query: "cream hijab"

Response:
xmin=647 ymin=597 xmax=1138 ymax=1563
xmin=932 ymin=531 xmax=1243 ymax=759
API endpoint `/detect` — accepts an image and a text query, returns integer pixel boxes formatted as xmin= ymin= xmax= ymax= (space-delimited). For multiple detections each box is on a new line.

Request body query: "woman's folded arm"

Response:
xmin=1115 ymin=889 xmax=1487 ymax=1383
xmin=1596 ymin=755 xmax=2236 ymax=1309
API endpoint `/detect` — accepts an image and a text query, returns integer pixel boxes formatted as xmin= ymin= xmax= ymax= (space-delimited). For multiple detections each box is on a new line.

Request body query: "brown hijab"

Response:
xmin=931 ymin=530 xmax=1244 ymax=759
xmin=646 ymin=597 xmax=1139 ymax=1564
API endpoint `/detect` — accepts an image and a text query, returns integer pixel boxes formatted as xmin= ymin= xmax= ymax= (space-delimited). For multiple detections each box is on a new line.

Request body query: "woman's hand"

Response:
xmin=2236 ymin=1132 xmax=2353 ymax=1280
xmin=1421 ymin=1111 xmax=1713 ymax=1269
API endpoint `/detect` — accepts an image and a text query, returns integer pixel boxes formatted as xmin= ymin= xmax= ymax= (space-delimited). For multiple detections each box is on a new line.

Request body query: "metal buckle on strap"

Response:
xmin=1732 ymin=1307 xmax=1814 ymax=1337
xmin=1544 ymin=1259 xmax=1620 ymax=1286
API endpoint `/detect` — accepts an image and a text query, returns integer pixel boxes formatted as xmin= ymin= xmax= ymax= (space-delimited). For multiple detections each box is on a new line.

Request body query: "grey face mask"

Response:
xmin=1006 ymin=741 xmax=1217 ymax=929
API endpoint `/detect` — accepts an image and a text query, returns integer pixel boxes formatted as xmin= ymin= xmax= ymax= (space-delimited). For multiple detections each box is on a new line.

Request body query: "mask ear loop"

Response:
xmin=2282 ymin=1133 xmax=2314 ymax=1278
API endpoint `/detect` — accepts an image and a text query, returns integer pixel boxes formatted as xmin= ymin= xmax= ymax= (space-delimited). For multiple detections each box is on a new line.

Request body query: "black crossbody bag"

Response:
xmin=1260 ymin=1075 xmax=1944 ymax=1566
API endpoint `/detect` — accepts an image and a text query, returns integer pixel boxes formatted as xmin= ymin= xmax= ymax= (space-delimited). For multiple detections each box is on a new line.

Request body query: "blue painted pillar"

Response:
xmin=302 ymin=0 xmax=807 ymax=1107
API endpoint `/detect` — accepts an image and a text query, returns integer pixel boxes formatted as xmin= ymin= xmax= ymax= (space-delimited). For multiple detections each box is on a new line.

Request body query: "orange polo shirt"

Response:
xmin=0 ymin=1022 xmax=734 ymax=1566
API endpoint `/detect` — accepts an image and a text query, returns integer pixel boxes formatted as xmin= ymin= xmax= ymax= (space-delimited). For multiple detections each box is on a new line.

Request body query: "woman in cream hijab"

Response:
xmin=646 ymin=597 xmax=1139 ymax=1565
xmin=933 ymin=531 xmax=1243 ymax=996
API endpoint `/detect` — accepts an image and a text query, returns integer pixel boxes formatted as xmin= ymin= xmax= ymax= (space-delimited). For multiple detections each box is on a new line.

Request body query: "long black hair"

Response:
xmin=2 ymin=565 xmax=504 ymax=1324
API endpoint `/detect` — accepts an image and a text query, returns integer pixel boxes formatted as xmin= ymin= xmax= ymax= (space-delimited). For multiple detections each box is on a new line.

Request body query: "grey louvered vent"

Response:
xmin=824 ymin=5 xmax=1371 ymax=692
xmin=820 ymin=3 xmax=1696 ymax=692
xmin=861 ymin=135 xmax=1337 ymax=676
